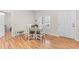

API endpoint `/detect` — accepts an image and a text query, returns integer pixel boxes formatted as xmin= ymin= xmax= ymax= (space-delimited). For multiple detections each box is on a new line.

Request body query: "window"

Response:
xmin=38 ymin=16 xmax=51 ymax=29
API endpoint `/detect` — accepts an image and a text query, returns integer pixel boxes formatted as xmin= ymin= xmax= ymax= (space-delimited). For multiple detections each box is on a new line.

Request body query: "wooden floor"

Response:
xmin=0 ymin=32 xmax=79 ymax=49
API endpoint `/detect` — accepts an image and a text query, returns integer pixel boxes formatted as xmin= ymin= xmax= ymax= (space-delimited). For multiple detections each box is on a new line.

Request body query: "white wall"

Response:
xmin=3 ymin=10 xmax=76 ymax=39
xmin=57 ymin=10 xmax=76 ymax=39
xmin=76 ymin=10 xmax=79 ymax=39
xmin=4 ymin=10 xmax=35 ymax=36
xmin=5 ymin=13 xmax=11 ymax=28
xmin=35 ymin=10 xmax=76 ymax=39
xmin=35 ymin=10 xmax=58 ymax=35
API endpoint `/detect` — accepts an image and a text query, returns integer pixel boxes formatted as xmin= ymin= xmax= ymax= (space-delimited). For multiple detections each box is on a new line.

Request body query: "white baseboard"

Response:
xmin=46 ymin=33 xmax=60 ymax=37
xmin=0 ymin=34 xmax=4 ymax=38
xmin=46 ymin=33 xmax=79 ymax=41
xmin=12 ymin=34 xmax=16 ymax=37
xmin=75 ymin=38 xmax=79 ymax=41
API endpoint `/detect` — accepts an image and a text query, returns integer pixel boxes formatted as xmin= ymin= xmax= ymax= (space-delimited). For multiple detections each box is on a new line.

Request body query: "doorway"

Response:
xmin=5 ymin=12 xmax=12 ymax=36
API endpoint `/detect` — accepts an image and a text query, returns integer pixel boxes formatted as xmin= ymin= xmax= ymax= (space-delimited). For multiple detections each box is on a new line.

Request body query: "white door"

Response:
xmin=58 ymin=11 xmax=76 ymax=39
xmin=0 ymin=12 xmax=5 ymax=37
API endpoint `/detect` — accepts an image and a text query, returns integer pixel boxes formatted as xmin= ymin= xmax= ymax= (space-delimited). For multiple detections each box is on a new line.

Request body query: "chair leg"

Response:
xmin=43 ymin=34 xmax=46 ymax=44
xmin=35 ymin=34 xmax=37 ymax=40
xmin=24 ymin=34 xmax=27 ymax=40
xmin=27 ymin=34 xmax=30 ymax=41
xmin=40 ymin=37 xmax=43 ymax=43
